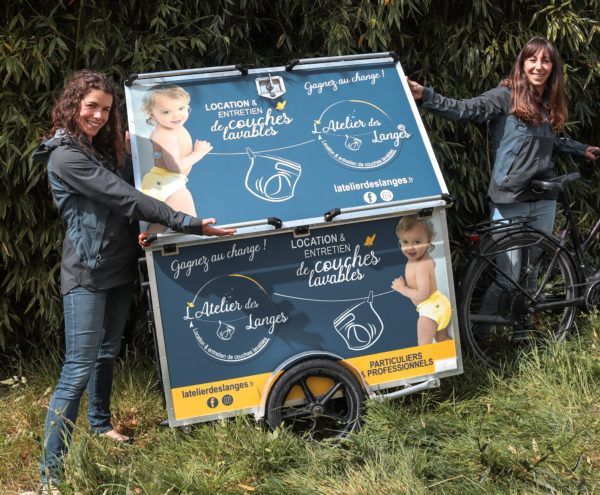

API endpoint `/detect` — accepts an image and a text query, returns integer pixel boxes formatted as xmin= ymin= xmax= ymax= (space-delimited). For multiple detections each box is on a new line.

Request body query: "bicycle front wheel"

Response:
xmin=459 ymin=232 xmax=579 ymax=369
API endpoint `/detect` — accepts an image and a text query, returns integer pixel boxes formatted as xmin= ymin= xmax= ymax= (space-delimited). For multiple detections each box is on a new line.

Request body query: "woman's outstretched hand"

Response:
xmin=406 ymin=77 xmax=424 ymax=101
xmin=138 ymin=219 xmax=235 ymax=248
xmin=585 ymin=146 xmax=600 ymax=161
xmin=201 ymin=218 xmax=236 ymax=236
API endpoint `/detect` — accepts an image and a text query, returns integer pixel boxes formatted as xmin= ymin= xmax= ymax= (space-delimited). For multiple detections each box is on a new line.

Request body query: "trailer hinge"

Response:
xmin=294 ymin=225 xmax=310 ymax=237
xmin=161 ymin=243 xmax=179 ymax=256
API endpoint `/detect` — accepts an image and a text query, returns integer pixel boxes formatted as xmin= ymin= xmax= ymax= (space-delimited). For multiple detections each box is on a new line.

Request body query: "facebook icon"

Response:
xmin=207 ymin=397 xmax=219 ymax=408
xmin=363 ymin=191 xmax=377 ymax=204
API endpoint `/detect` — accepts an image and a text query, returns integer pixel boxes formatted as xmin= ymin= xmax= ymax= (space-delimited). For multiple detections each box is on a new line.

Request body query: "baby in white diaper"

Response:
xmin=391 ymin=216 xmax=452 ymax=345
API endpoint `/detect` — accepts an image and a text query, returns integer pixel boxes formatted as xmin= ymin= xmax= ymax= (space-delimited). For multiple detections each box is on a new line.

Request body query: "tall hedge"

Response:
xmin=1 ymin=0 xmax=598 ymax=355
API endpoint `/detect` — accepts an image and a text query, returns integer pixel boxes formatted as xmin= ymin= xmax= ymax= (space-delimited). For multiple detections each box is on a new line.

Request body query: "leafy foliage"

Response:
xmin=1 ymin=0 xmax=598 ymax=352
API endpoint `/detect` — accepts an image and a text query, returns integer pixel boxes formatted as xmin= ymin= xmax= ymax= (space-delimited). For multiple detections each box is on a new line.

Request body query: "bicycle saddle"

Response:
xmin=531 ymin=172 xmax=581 ymax=193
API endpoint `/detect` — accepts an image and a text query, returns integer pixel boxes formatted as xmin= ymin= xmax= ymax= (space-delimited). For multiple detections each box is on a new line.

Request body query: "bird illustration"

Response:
xmin=276 ymin=100 xmax=287 ymax=110
xmin=364 ymin=234 xmax=376 ymax=247
xmin=186 ymin=302 xmax=195 ymax=308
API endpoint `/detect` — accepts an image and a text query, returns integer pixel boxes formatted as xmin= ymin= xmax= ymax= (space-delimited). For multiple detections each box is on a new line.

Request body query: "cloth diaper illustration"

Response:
xmin=245 ymin=148 xmax=301 ymax=202
xmin=344 ymin=135 xmax=362 ymax=151
xmin=333 ymin=291 xmax=383 ymax=351
xmin=216 ymin=320 xmax=236 ymax=341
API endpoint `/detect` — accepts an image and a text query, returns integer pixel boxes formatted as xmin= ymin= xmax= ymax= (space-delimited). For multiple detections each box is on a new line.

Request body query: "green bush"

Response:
xmin=1 ymin=0 xmax=598 ymax=353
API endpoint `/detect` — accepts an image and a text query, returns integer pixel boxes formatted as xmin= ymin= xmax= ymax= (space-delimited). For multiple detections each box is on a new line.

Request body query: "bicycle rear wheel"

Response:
xmin=459 ymin=232 xmax=578 ymax=369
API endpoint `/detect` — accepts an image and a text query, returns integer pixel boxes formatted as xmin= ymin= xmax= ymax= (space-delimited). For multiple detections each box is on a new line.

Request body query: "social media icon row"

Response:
xmin=364 ymin=189 xmax=393 ymax=204
xmin=207 ymin=394 xmax=234 ymax=408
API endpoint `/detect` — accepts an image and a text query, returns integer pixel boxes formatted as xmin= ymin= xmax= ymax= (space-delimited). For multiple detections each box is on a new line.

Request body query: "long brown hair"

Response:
xmin=47 ymin=70 xmax=125 ymax=168
xmin=501 ymin=37 xmax=568 ymax=130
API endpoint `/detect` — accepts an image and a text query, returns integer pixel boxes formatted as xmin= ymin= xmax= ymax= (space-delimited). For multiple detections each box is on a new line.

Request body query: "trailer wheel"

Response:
xmin=265 ymin=359 xmax=364 ymax=439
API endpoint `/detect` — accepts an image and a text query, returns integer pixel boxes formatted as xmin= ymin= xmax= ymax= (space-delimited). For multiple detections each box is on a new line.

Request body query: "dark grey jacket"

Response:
xmin=421 ymin=86 xmax=588 ymax=203
xmin=33 ymin=131 xmax=204 ymax=294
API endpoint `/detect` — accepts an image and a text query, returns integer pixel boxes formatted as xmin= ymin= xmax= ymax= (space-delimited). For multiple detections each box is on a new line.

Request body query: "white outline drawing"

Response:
xmin=184 ymin=274 xmax=277 ymax=363
xmin=344 ymin=135 xmax=362 ymax=151
xmin=333 ymin=291 xmax=384 ymax=351
xmin=216 ymin=320 xmax=236 ymax=341
xmin=245 ymin=148 xmax=302 ymax=202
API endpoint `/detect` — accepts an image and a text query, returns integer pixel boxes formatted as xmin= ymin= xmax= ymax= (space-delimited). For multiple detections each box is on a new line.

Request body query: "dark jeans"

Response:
xmin=40 ymin=283 xmax=133 ymax=484
xmin=480 ymin=200 xmax=556 ymax=320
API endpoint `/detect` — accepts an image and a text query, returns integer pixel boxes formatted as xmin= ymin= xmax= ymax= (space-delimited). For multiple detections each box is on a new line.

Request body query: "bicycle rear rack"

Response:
xmin=464 ymin=216 xmax=536 ymax=240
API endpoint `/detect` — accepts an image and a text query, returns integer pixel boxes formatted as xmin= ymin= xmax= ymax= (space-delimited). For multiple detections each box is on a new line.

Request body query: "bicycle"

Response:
xmin=458 ymin=172 xmax=600 ymax=369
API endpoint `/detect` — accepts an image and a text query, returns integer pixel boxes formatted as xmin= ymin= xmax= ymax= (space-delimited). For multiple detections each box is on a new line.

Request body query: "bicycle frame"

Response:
xmin=459 ymin=172 xmax=597 ymax=368
xmin=474 ymin=218 xmax=587 ymax=314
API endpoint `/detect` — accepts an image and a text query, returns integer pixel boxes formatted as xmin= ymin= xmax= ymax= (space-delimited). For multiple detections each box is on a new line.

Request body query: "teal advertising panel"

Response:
xmin=125 ymin=54 xmax=446 ymax=228
xmin=147 ymin=212 xmax=460 ymax=423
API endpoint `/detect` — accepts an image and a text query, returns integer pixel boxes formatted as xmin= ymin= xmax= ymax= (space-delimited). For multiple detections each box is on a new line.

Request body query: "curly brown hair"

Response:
xmin=501 ymin=36 xmax=567 ymax=131
xmin=46 ymin=70 xmax=125 ymax=168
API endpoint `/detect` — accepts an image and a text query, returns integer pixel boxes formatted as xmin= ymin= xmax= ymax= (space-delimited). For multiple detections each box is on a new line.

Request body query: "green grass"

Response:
xmin=1 ymin=314 xmax=599 ymax=495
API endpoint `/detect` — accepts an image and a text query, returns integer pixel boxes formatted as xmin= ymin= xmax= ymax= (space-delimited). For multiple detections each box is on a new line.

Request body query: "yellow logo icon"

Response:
xmin=364 ymin=234 xmax=376 ymax=247
xmin=276 ymin=100 xmax=287 ymax=110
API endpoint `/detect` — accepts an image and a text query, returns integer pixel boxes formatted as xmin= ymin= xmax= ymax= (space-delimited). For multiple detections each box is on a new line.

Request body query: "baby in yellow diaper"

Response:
xmin=141 ymin=84 xmax=212 ymax=222
xmin=391 ymin=216 xmax=451 ymax=345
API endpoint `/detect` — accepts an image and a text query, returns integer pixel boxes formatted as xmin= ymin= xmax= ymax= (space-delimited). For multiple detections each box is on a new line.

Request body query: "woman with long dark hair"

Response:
xmin=408 ymin=36 xmax=598 ymax=233
xmin=408 ymin=36 xmax=598 ymax=338
xmin=32 ymin=70 xmax=234 ymax=491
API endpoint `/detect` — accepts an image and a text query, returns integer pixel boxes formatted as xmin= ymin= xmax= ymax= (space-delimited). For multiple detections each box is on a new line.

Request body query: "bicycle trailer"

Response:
xmin=125 ymin=52 xmax=463 ymax=436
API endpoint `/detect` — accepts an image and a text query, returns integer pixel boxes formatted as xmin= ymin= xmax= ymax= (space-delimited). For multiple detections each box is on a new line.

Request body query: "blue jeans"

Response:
xmin=492 ymin=199 xmax=556 ymax=284
xmin=40 ymin=283 xmax=133 ymax=484
xmin=481 ymin=200 xmax=556 ymax=319
xmin=491 ymin=199 xmax=556 ymax=236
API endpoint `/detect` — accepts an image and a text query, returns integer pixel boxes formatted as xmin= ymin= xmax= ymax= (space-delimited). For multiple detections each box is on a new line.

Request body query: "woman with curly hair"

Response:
xmin=32 ymin=70 xmax=234 ymax=492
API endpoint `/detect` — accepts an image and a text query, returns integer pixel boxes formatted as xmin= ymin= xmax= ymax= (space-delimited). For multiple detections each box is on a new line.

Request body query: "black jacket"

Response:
xmin=33 ymin=131 xmax=204 ymax=294
xmin=421 ymin=86 xmax=588 ymax=203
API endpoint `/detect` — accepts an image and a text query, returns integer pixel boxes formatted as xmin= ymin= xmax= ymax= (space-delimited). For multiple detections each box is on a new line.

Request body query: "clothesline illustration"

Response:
xmin=244 ymin=147 xmax=302 ymax=202
xmin=334 ymin=291 xmax=384 ymax=351
xmin=187 ymin=273 xmax=395 ymax=310
xmin=268 ymin=289 xmax=390 ymax=351
xmin=271 ymin=289 xmax=395 ymax=303
xmin=207 ymin=139 xmax=315 ymax=156
xmin=187 ymin=289 xmax=396 ymax=322
xmin=206 ymin=143 xmax=310 ymax=202
xmin=253 ymin=289 xmax=391 ymax=351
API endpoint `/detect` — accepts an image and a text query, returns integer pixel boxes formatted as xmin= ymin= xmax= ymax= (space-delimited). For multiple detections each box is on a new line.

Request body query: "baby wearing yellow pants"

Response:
xmin=391 ymin=216 xmax=452 ymax=345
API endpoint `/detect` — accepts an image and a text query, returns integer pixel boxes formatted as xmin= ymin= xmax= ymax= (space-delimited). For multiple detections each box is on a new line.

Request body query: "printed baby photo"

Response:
xmin=132 ymin=83 xmax=212 ymax=231
xmin=391 ymin=215 xmax=453 ymax=346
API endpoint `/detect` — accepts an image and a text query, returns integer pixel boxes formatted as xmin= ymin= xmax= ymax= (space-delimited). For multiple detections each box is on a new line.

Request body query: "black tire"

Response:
xmin=265 ymin=358 xmax=365 ymax=439
xmin=459 ymin=232 xmax=578 ymax=369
